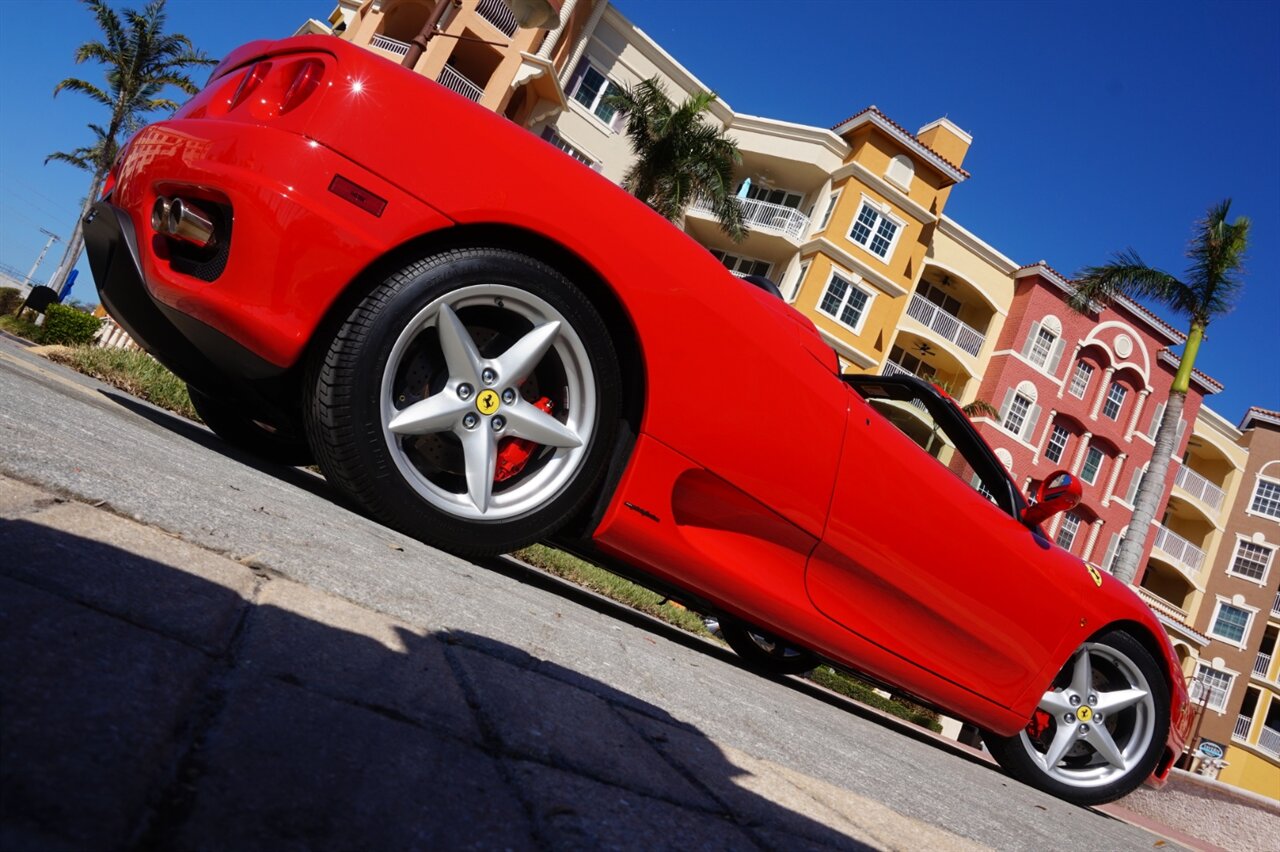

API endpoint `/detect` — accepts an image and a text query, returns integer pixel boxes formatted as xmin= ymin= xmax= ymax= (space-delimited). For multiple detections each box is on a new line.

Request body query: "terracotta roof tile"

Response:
xmin=1015 ymin=261 xmax=1185 ymax=344
xmin=830 ymin=106 xmax=971 ymax=179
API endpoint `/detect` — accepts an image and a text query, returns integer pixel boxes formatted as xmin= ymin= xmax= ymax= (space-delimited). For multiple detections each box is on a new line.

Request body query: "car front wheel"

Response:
xmin=720 ymin=618 xmax=819 ymax=675
xmin=306 ymin=247 xmax=621 ymax=557
xmin=984 ymin=630 xmax=1169 ymax=805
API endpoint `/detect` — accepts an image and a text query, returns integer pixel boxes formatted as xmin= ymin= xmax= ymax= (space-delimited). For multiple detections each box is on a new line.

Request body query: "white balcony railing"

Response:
xmin=1152 ymin=523 xmax=1207 ymax=577
xmin=1259 ymin=726 xmax=1280 ymax=758
xmin=1175 ymin=464 xmax=1226 ymax=512
xmin=1134 ymin=584 xmax=1189 ymax=622
xmin=692 ymin=196 xmax=810 ymax=239
xmin=1233 ymin=714 xmax=1253 ymax=740
xmin=904 ymin=292 xmax=986 ymax=357
xmin=1272 ymin=590 xmax=1280 ymax=618
xmin=476 ymin=0 xmax=518 ymax=35
xmin=437 ymin=65 xmax=484 ymax=102
xmin=881 ymin=360 xmax=914 ymax=379
xmin=370 ymin=34 xmax=411 ymax=57
xmin=1255 ymin=653 xmax=1273 ymax=678
xmin=93 ymin=316 xmax=141 ymax=352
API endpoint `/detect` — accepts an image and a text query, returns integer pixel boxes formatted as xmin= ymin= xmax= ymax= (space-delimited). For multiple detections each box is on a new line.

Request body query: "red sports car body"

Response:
xmin=84 ymin=36 xmax=1191 ymax=805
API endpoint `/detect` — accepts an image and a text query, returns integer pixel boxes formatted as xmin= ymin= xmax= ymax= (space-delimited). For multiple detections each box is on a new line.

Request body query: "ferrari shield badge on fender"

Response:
xmin=1086 ymin=563 xmax=1103 ymax=587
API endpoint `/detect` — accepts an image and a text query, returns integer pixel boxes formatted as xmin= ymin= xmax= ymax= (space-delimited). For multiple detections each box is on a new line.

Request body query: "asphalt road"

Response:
xmin=0 ymin=336 xmax=1171 ymax=850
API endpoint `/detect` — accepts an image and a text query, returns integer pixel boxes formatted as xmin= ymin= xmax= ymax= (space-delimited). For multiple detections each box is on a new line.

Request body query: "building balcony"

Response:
xmin=438 ymin=64 xmax=485 ymax=102
xmin=1272 ymin=590 xmax=1280 ymax=619
xmin=881 ymin=360 xmax=914 ymax=379
xmin=1134 ymin=584 xmax=1189 ymax=622
xmin=370 ymin=33 xmax=411 ymax=58
xmin=1260 ymin=726 xmax=1280 ymax=759
xmin=1233 ymin=714 xmax=1253 ymax=741
xmin=1173 ymin=464 xmax=1226 ymax=515
xmin=1152 ymin=522 xmax=1207 ymax=580
xmin=691 ymin=196 xmax=810 ymax=240
xmin=903 ymin=292 xmax=986 ymax=357
xmin=476 ymin=0 xmax=518 ymax=36
xmin=1255 ymin=652 xmax=1273 ymax=678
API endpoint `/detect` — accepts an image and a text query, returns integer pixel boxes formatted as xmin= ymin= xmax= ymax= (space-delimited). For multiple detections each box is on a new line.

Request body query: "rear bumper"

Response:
xmin=93 ymin=119 xmax=451 ymax=372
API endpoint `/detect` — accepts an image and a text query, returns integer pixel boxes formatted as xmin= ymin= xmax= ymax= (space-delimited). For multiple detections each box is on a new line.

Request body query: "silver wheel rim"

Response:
xmin=379 ymin=283 xmax=596 ymax=521
xmin=1017 ymin=642 xmax=1156 ymax=789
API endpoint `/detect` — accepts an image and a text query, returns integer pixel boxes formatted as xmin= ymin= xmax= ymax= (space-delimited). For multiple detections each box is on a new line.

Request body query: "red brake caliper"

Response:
xmin=1027 ymin=709 xmax=1052 ymax=740
xmin=494 ymin=396 xmax=554 ymax=482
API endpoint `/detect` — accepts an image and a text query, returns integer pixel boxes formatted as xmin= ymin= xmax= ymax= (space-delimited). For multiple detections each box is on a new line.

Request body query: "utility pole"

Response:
xmin=22 ymin=228 xmax=61 ymax=289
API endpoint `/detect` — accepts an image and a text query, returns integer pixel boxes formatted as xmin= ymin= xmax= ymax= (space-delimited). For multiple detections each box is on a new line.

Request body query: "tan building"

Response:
xmin=1184 ymin=407 xmax=1280 ymax=796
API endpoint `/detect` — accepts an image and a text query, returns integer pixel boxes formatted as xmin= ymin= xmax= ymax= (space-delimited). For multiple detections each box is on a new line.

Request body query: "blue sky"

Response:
xmin=1 ymin=0 xmax=1276 ymax=421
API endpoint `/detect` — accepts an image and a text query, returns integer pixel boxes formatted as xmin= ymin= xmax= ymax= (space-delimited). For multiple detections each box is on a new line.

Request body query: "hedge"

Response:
xmin=0 ymin=287 xmax=22 ymax=315
xmin=39 ymin=304 xmax=102 ymax=346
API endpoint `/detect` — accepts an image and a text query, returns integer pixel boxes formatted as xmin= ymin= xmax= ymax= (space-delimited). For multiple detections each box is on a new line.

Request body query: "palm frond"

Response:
xmin=1071 ymin=249 xmax=1187 ymax=313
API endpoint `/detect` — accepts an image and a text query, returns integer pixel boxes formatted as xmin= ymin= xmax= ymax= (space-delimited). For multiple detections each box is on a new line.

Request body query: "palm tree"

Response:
xmin=45 ymin=0 xmax=213 ymax=296
xmin=603 ymin=77 xmax=746 ymax=241
xmin=1071 ymin=200 xmax=1250 ymax=585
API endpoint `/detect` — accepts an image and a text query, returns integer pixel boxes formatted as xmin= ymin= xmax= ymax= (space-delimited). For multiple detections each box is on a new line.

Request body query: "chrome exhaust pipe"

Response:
xmin=167 ymin=198 xmax=216 ymax=248
xmin=151 ymin=197 xmax=173 ymax=233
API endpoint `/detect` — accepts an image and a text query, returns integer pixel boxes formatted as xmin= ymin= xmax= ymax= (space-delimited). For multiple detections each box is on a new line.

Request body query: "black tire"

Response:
xmin=188 ymin=385 xmax=313 ymax=466
xmin=983 ymin=630 xmax=1170 ymax=806
xmin=305 ymin=247 xmax=621 ymax=557
xmin=721 ymin=618 xmax=819 ymax=675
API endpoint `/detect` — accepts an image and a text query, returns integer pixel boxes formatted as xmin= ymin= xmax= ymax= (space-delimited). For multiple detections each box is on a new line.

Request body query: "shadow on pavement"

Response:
xmin=1 ymin=519 xmax=879 ymax=851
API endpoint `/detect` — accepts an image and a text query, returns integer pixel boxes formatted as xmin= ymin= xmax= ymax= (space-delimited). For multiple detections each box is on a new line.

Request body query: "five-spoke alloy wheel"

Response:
xmin=306 ymin=248 xmax=621 ymax=556
xmin=984 ymin=630 xmax=1169 ymax=805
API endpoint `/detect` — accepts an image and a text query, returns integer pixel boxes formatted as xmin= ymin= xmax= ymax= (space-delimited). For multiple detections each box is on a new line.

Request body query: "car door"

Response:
xmin=805 ymin=377 xmax=1079 ymax=708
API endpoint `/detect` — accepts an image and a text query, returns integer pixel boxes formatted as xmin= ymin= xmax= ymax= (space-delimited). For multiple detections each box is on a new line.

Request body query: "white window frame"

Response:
xmin=539 ymin=126 xmax=601 ymax=170
xmin=1247 ymin=475 xmax=1280 ymax=521
xmin=847 ymin=196 xmax=905 ymax=263
xmin=1227 ymin=536 xmax=1275 ymax=584
xmin=1102 ymin=382 xmax=1128 ymax=420
xmin=1193 ymin=662 xmax=1235 ymax=713
xmin=1028 ymin=326 xmax=1058 ymax=369
xmin=710 ymin=249 xmax=771 ymax=279
xmin=1056 ymin=512 xmax=1081 ymax=551
xmin=1081 ymin=446 xmax=1105 ymax=485
xmin=1207 ymin=597 xmax=1257 ymax=649
xmin=1068 ymin=361 xmax=1094 ymax=399
xmin=568 ymin=61 xmax=624 ymax=130
xmin=1003 ymin=393 xmax=1033 ymax=436
xmin=816 ymin=270 xmax=876 ymax=335
xmin=816 ymin=191 xmax=840 ymax=232
xmin=1044 ymin=423 xmax=1070 ymax=464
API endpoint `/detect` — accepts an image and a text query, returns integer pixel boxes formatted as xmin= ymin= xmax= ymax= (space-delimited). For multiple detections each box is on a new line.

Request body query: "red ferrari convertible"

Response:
xmin=84 ymin=36 xmax=1190 ymax=805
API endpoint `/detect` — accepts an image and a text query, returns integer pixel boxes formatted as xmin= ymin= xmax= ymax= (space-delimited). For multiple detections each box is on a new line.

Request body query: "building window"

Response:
xmin=743 ymin=183 xmax=804 ymax=210
xmin=1102 ymin=382 xmax=1128 ymax=420
xmin=1056 ymin=512 xmax=1081 ymax=550
xmin=539 ymin=127 xmax=599 ymax=169
xmin=1194 ymin=664 xmax=1234 ymax=713
xmin=1003 ymin=394 xmax=1032 ymax=436
xmin=1068 ymin=361 xmax=1094 ymax=399
xmin=1208 ymin=601 xmax=1252 ymax=645
xmin=817 ymin=192 xmax=839 ymax=231
xmin=710 ymin=250 xmax=770 ymax=279
xmin=817 ymin=272 xmax=872 ymax=333
xmin=1081 ymin=446 xmax=1105 ymax=485
xmin=918 ymin=282 xmax=961 ymax=317
xmin=848 ymin=200 xmax=902 ymax=260
xmin=1045 ymin=423 xmax=1070 ymax=464
xmin=1229 ymin=539 xmax=1274 ymax=581
xmin=570 ymin=63 xmax=623 ymax=127
xmin=1250 ymin=478 xmax=1280 ymax=519
xmin=1028 ymin=327 xmax=1057 ymax=368
xmin=886 ymin=345 xmax=937 ymax=379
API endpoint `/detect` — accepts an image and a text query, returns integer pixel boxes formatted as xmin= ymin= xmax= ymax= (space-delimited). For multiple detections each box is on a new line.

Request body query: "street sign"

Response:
xmin=1197 ymin=740 xmax=1225 ymax=760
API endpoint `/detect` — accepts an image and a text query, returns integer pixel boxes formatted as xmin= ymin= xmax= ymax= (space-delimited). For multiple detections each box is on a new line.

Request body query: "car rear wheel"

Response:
xmin=984 ymin=630 xmax=1169 ymax=805
xmin=721 ymin=618 xmax=819 ymax=675
xmin=188 ymin=385 xmax=313 ymax=466
xmin=306 ymin=247 xmax=620 ymax=557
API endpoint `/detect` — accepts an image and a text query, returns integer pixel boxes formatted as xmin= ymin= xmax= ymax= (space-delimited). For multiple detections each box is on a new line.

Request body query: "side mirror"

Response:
xmin=1022 ymin=469 xmax=1082 ymax=528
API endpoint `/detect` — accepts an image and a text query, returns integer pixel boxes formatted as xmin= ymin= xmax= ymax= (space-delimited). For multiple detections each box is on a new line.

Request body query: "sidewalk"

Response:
xmin=1 ymin=474 xmax=993 ymax=851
